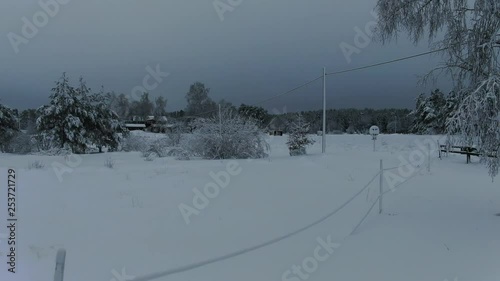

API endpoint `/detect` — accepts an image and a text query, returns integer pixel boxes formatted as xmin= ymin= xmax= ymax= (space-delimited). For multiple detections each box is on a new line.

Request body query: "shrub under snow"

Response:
xmin=147 ymin=139 xmax=170 ymax=158
xmin=122 ymin=133 xmax=149 ymax=153
xmin=122 ymin=132 xmax=173 ymax=159
xmin=29 ymin=160 xmax=45 ymax=170
xmin=185 ymin=111 xmax=269 ymax=159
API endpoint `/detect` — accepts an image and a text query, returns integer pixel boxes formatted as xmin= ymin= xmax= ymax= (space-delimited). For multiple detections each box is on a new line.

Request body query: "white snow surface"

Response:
xmin=0 ymin=134 xmax=499 ymax=281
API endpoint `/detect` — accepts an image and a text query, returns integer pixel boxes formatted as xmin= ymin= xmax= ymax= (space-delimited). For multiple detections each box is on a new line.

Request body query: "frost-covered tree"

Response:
xmin=186 ymin=110 xmax=269 ymax=159
xmin=219 ymin=99 xmax=237 ymax=114
xmin=111 ymin=93 xmax=130 ymax=119
xmin=410 ymin=93 xmax=428 ymax=134
xmin=154 ymin=96 xmax=167 ymax=117
xmin=238 ymin=104 xmax=270 ymax=128
xmin=411 ymin=90 xmax=451 ymax=134
xmin=287 ymin=113 xmax=315 ymax=156
xmin=0 ymin=103 xmax=19 ymax=152
xmin=134 ymin=93 xmax=155 ymax=119
xmin=37 ymin=74 xmax=128 ymax=153
xmin=185 ymin=82 xmax=217 ymax=117
xmin=106 ymin=91 xmax=118 ymax=110
xmin=106 ymin=91 xmax=130 ymax=119
xmin=37 ymin=74 xmax=90 ymax=153
xmin=424 ymin=90 xmax=446 ymax=133
xmin=89 ymin=91 xmax=129 ymax=152
xmin=375 ymin=0 xmax=500 ymax=176
xmin=428 ymin=89 xmax=447 ymax=132
xmin=444 ymin=91 xmax=460 ymax=133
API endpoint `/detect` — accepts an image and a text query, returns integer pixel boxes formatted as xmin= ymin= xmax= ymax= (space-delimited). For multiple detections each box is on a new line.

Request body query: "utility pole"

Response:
xmin=322 ymin=67 xmax=326 ymax=154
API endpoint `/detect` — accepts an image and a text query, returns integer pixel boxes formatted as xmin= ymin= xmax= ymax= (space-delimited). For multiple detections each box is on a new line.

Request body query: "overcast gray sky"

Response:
xmin=0 ymin=0 xmax=450 ymax=112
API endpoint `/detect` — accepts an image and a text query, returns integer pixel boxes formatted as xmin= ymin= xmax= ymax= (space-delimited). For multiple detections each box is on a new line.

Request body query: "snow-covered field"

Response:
xmin=1 ymin=134 xmax=499 ymax=281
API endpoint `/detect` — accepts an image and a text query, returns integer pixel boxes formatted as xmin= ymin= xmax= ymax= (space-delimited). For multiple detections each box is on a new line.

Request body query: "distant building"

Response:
xmin=269 ymin=130 xmax=283 ymax=136
xmin=124 ymin=116 xmax=172 ymax=133
xmin=266 ymin=116 xmax=287 ymax=135
xmin=124 ymin=123 xmax=146 ymax=131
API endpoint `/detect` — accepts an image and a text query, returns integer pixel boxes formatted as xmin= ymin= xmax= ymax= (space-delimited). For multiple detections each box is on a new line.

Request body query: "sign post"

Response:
xmin=369 ymin=125 xmax=380 ymax=152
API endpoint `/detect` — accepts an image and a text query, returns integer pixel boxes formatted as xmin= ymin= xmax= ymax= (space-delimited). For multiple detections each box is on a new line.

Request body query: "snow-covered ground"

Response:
xmin=1 ymin=134 xmax=499 ymax=281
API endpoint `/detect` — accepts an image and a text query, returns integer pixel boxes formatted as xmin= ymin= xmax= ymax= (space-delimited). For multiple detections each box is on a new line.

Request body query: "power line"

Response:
xmin=187 ymin=75 xmax=324 ymax=118
xmin=247 ymin=47 xmax=448 ymax=107
xmin=326 ymin=47 xmax=448 ymax=76
xmin=186 ymin=48 xmax=448 ymax=117
xmin=251 ymin=75 xmax=323 ymax=106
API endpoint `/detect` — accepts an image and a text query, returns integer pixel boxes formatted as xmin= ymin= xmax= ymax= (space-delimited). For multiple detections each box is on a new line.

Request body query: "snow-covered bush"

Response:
xmin=287 ymin=113 xmax=315 ymax=156
xmin=32 ymin=132 xmax=56 ymax=152
xmin=144 ymin=153 xmax=157 ymax=161
xmin=31 ymin=133 xmax=76 ymax=156
xmin=186 ymin=111 xmax=269 ymax=159
xmin=29 ymin=160 xmax=45 ymax=170
xmin=122 ymin=134 xmax=149 ymax=153
xmin=166 ymin=125 xmax=182 ymax=147
xmin=166 ymin=147 xmax=191 ymax=160
xmin=148 ymin=139 xmax=170 ymax=158
xmin=122 ymin=133 xmax=172 ymax=158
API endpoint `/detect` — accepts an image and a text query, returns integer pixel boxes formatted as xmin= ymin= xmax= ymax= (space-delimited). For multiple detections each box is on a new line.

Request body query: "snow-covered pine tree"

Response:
xmin=0 ymin=103 xmax=19 ymax=152
xmin=286 ymin=113 xmax=315 ymax=156
xmin=89 ymin=90 xmax=128 ymax=152
xmin=410 ymin=93 xmax=427 ymax=134
xmin=411 ymin=90 xmax=447 ymax=134
xmin=36 ymin=74 xmax=91 ymax=153
xmin=426 ymin=89 xmax=447 ymax=133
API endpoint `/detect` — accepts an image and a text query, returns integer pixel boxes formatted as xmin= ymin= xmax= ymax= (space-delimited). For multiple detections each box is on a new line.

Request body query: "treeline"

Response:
xmin=0 ymin=72 xmax=455 ymax=154
xmin=274 ymin=108 xmax=412 ymax=134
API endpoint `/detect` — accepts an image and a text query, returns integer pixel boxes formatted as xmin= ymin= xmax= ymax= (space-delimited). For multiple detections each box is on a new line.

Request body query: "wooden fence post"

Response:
xmin=54 ymin=249 xmax=66 ymax=281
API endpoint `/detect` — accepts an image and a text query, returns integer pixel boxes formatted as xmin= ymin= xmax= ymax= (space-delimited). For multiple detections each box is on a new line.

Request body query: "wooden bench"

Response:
xmin=439 ymin=144 xmax=497 ymax=163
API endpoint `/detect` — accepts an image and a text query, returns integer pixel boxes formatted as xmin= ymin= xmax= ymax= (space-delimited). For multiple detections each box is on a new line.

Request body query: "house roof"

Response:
xmin=125 ymin=124 xmax=146 ymax=128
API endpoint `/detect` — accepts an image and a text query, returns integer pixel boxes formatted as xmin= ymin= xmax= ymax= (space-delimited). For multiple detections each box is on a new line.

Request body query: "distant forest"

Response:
xmin=2 ymin=76 xmax=454 ymax=141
